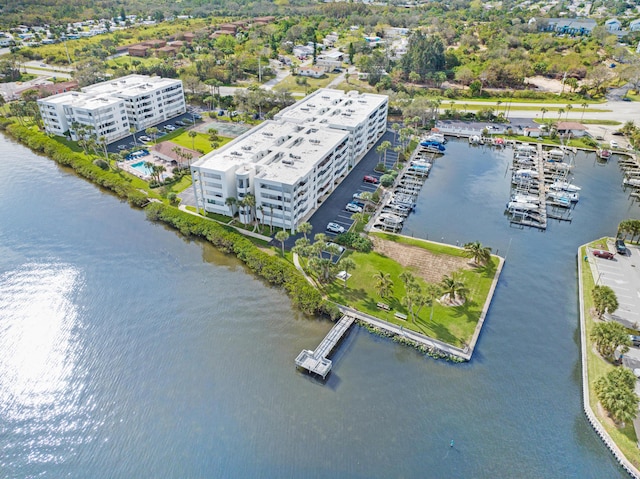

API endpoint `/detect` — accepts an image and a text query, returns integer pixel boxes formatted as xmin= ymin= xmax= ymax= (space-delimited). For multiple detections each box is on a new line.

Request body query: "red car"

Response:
xmin=363 ymin=175 xmax=379 ymax=184
xmin=593 ymin=249 xmax=615 ymax=259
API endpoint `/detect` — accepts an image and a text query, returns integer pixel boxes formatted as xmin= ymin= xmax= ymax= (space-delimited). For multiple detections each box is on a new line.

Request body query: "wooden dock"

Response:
xmin=295 ymin=315 xmax=355 ymax=379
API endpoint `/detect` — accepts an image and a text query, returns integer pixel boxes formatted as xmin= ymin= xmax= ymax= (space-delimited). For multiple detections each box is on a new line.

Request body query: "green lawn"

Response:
xmin=168 ymin=131 xmax=232 ymax=154
xmin=580 ymin=242 xmax=640 ymax=468
xmin=321 ymin=233 xmax=499 ymax=348
xmin=449 ymin=104 xmax=611 ymax=113
xmin=497 ymin=133 xmax=598 ymax=150
xmin=274 ymin=73 xmax=339 ymax=93
xmin=531 ymin=118 xmax=620 ymax=126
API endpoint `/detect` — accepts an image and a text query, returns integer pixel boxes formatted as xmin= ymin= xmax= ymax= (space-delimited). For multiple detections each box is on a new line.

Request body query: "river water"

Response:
xmin=1 ymin=133 xmax=638 ymax=478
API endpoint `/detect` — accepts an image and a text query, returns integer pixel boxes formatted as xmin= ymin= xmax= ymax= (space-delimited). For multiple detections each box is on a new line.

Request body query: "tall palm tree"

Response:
xmin=440 ymin=272 xmax=468 ymax=305
xmin=423 ymin=283 xmax=442 ymax=322
xmin=591 ymin=285 xmax=619 ymax=318
xmin=188 ymin=130 xmax=198 ymax=150
xmin=297 ymin=222 xmax=312 ymax=240
xmin=565 ymin=104 xmax=573 ymax=121
xmin=156 ymin=164 xmax=166 ymax=182
xmin=540 ymin=107 xmax=548 ymax=122
xmin=581 ymin=103 xmax=588 ymax=122
xmin=373 ymin=271 xmax=394 ymax=298
xmin=243 ymin=193 xmax=257 ymax=230
xmin=463 ymin=241 xmax=492 ymax=265
xmin=225 ymin=196 xmax=237 ymax=216
xmin=275 ymin=230 xmax=289 ymax=256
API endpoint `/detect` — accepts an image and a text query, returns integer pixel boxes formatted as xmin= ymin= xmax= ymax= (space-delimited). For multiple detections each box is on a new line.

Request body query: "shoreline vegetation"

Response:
xmin=1 ymin=118 xmax=500 ymax=362
xmin=579 ymin=240 xmax=640 ymax=474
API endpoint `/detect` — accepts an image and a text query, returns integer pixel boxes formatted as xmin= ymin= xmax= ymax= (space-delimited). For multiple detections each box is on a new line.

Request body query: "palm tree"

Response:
xmin=243 ymin=193 xmax=257 ymax=231
xmin=565 ymin=104 xmax=573 ymax=121
xmin=144 ymin=161 xmax=155 ymax=179
xmin=557 ymin=108 xmax=564 ymax=121
xmin=292 ymin=237 xmax=310 ymax=258
xmin=297 ymin=221 xmax=312 ymax=241
xmin=373 ymin=271 xmax=394 ymax=298
xmin=440 ymin=272 xmax=468 ymax=305
xmin=275 ymin=229 xmax=289 ymax=256
xmin=339 ymin=257 xmax=356 ymax=289
xmin=225 ymin=196 xmax=237 ymax=216
xmin=423 ymin=283 xmax=442 ymax=322
xmin=379 ymin=140 xmax=392 ymax=166
xmin=540 ymin=107 xmax=548 ymax=122
xmin=596 ymin=368 xmax=639 ymax=426
xmin=463 ymin=241 xmax=492 ymax=265
xmin=156 ymin=164 xmax=166 ymax=182
xmin=590 ymin=321 xmax=629 ymax=360
xmin=188 ymin=130 xmax=198 ymax=150
xmin=391 ymin=123 xmax=400 ymax=142
xmin=581 ymin=102 xmax=588 ymax=121
xmin=591 ymin=285 xmax=619 ymax=318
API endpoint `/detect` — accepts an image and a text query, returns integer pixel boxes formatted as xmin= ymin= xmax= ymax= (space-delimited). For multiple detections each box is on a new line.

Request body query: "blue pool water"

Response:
xmin=131 ymin=160 xmax=153 ymax=176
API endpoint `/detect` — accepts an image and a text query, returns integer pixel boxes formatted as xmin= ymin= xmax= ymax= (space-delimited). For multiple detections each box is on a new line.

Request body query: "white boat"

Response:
xmin=423 ymin=133 xmax=446 ymax=144
xmin=549 ymin=181 xmax=581 ymax=192
xmin=548 ymin=190 xmax=579 ymax=202
xmin=624 ymin=178 xmax=640 ymax=187
xmin=547 ymin=148 xmax=565 ymax=161
xmin=469 ymin=135 xmax=481 ymax=144
xmin=544 ymin=161 xmax=573 ymax=172
xmin=507 ymin=201 xmax=539 ymax=211
xmin=516 ymin=144 xmax=536 ymax=153
xmin=511 ymin=194 xmax=540 ymax=204
xmin=515 ymin=168 xmax=539 ymax=178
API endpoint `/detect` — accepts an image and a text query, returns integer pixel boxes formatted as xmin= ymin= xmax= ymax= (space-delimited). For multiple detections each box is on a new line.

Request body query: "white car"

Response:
xmin=325 ymin=242 xmax=345 ymax=254
xmin=139 ymin=136 xmax=152 ymax=142
xmin=164 ymin=124 xmax=176 ymax=131
xmin=345 ymin=202 xmax=363 ymax=213
xmin=326 ymin=222 xmax=345 ymax=234
xmin=610 ymin=140 xmax=619 ymax=149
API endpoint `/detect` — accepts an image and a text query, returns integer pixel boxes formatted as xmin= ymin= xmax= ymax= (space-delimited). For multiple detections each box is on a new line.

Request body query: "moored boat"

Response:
xmin=549 ymin=181 xmax=581 ymax=192
xmin=597 ymin=149 xmax=612 ymax=160
xmin=547 ymin=190 xmax=579 ymax=202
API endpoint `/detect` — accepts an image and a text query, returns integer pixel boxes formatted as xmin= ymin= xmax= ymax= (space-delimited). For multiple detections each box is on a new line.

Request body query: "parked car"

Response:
xmin=345 ymin=202 xmax=363 ymax=213
xmin=138 ymin=136 xmax=152 ymax=142
xmin=325 ymin=242 xmax=345 ymax=255
xmin=363 ymin=175 xmax=379 ymax=184
xmin=610 ymin=140 xmax=619 ymax=149
xmin=353 ymin=192 xmax=366 ymax=200
xmin=593 ymin=249 xmax=615 ymax=259
xmin=218 ymin=110 xmax=225 ymax=116
xmin=615 ymin=239 xmax=627 ymax=255
xmin=193 ymin=114 xmax=202 ymax=120
xmin=175 ymin=120 xmax=186 ymax=126
xmin=630 ymin=335 xmax=640 ymax=347
xmin=182 ymin=118 xmax=193 ymax=125
xmin=326 ymin=222 xmax=345 ymax=234
xmin=164 ymin=124 xmax=176 ymax=131
xmin=117 ymin=144 xmax=127 ymax=150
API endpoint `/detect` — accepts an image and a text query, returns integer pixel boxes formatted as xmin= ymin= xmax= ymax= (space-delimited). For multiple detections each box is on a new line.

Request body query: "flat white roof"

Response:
xmin=275 ymin=88 xmax=387 ymax=129
xmin=39 ymin=91 xmax=123 ymax=110
xmin=82 ymin=74 xmax=182 ymax=98
xmin=193 ymin=120 xmax=349 ymax=185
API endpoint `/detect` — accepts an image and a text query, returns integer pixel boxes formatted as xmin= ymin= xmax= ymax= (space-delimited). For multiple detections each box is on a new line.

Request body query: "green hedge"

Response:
xmin=3 ymin=122 xmax=333 ymax=318
xmin=5 ymin=124 xmax=149 ymax=207
xmin=144 ymin=203 xmax=329 ymax=316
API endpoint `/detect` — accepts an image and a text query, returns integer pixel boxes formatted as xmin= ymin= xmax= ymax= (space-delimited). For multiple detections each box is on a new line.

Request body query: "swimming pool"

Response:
xmin=131 ymin=161 xmax=154 ymax=176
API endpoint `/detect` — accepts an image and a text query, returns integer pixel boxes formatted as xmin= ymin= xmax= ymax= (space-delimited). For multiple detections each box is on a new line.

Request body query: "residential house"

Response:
xmin=629 ymin=19 xmax=640 ymax=32
xmin=298 ymin=66 xmax=325 ymax=78
xmin=556 ymin=121 xmax=587 ymax=137
xmin=605 ymin=18 xmax=622 ymax=32
xmin=128 ymin=45 xmax=149 ymax=57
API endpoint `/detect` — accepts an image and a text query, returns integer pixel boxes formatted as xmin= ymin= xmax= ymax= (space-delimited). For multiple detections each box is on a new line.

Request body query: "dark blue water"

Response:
xmin=1 ymin=133 xmax=638 ymax=478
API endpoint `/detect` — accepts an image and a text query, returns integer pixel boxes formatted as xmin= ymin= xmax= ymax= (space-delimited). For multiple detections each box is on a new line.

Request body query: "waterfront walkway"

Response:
xmin=295 ymin=314 xmax=356 ymax=379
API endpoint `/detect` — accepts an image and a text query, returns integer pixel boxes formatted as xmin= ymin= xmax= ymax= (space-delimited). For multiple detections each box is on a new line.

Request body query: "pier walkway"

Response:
xmin=295 ymin=315 xmax=356 ymax=379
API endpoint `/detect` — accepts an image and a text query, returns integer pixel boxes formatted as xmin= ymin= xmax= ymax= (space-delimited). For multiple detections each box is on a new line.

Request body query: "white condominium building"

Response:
xmin=83 ymin=74 xmax=186 ymax=131
xmin=38 ymin=91 xmax=129 ymax=144
xmin=38 ymin=74 xmax=185 ymax=143
xmin=191 ymin=89 xmax=388 ymax=232
xmin=275 ymin=88 xmax=388 ymax=167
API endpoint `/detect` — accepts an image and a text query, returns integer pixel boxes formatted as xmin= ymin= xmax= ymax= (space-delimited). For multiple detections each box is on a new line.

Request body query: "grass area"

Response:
xmin=335 ymin=79 xmax=376 ymax=94
xmin=450 ymin=104 xmax=611 ymax=113
xmin=168 ymin=174 xmax=192 ymax=194
xmin=580 ymin=242 xmax=640 ymax=468
xmin=450 ymin=97 xmax=606 ymax=105
xmin=167 ymin=131 xmax=232 ymax=154
xmin=321 ymin=233 xmax=499 ymax=348
xmin=274 ymin=73 xmax=339 ymax=93
xmin=52 ymin=136 xmax=83 ymax=152
xmin=531 ymin=118 xmax=621 ymax=126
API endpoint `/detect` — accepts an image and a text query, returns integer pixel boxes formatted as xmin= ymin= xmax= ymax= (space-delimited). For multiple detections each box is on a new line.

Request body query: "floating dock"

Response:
xmin=295 ymin=315 xmax=355 ymax=379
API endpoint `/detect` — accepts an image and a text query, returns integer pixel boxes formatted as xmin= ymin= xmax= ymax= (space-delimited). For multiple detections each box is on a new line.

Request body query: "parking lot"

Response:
xmin=587 ymin=242 xmax=640 ymax=329
xmin=107 ymin=110 xmax=203 ymax=154
xmin=283 ymin=130 xmax=399 ymax=248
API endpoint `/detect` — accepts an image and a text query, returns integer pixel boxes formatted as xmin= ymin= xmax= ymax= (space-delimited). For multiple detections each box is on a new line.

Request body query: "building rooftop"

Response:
xmin=193 ymin=120 xmax=349 ymax=185
xmin=275 ymin=88 xmax=387 ymax=129
xmin=82 ymin=74 xmax=181 ymax=98
xmin=39 ymin=90 xmax=123 ymax=110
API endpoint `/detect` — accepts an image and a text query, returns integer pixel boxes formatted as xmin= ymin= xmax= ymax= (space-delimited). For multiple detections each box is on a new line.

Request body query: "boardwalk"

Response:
xmin=295 ymin=315 xmax=355 ymax=379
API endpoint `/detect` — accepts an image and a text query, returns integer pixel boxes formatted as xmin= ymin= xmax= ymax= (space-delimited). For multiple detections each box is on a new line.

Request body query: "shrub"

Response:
xmin=374 ymin=162 xmax=386 ymax=172
xmin=93 ymin=158 xmax=109 ymax=170
xmin=380 ymin=174 xmax=394 ymax=187
xmin=335 ymin=232 xmax=373 ymax=252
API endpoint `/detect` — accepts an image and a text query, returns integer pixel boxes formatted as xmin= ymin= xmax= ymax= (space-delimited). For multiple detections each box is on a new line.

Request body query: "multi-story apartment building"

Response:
xmin=191 ymin=89 xmax=388 ymax=232
xmin=38 ymin=74 xmax=185 ymax=143
xmin=38 ymin=91 xmax=129 ymax=143
xmin=83 ymin=74 xmax=185 ymax=131
xmin=275 ymin=88 xmax=388 ymax=167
